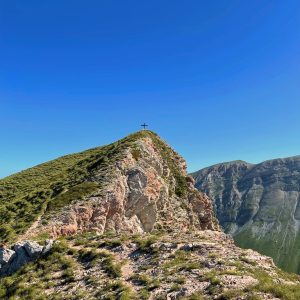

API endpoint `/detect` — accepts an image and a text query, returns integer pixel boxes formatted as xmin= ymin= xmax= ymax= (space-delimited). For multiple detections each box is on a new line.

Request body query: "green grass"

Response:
xmin=240 ymin=256 xmax=257 ymax=266
xmin=169 ymin=283 xmax=181 ymax=292
xmin=234 ymin=224 xmax=300 ymax=274
xmin=2 ymin=232 xmax=300 ymax=299
xmin=251 ymin=269 xmax=300 ymax=300
xmin=130 ymin=273 xmax=160 ymax=292
xmin=162 ymin=249 xmax=203 ymax=275
xmin=98 ymin=239 xmax=123 ymax=249
xmin=0 ymin=238 xmax=126 ymax=299
xmin=150 ymin=133 xmax=189 ymax=197
xmin=217 ymin=289 xmax=247 ymax=300
xmin=182 ymin=294 xmax=205 ymax=300
xmin=46 ymin=182 xmax=100 ymax=212
xmin=99 ymin=280 xmax=137 ymax=300
xmin=133 ymin=234 xmax=161 ymax=254
xmin=78 ymin=248 xmax=122 ymax=278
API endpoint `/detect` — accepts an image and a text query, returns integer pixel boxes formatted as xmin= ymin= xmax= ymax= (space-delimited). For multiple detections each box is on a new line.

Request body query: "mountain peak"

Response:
xmin=0 ymin=131 xmax=218 ymax=243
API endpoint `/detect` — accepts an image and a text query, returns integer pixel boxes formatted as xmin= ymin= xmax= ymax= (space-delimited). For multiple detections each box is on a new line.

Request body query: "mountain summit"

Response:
xmin=0 ymin=130 xmax=218 ymax=243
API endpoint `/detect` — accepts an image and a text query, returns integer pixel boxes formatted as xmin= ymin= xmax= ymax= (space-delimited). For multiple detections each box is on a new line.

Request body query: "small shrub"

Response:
xmin=131 ymin=274 xmax=160 ymax=291
xmin=217 ymin=289 xmax=244 ymax=300
xmin=61 ymin=269 xmax=76 ymax=283
xmin=139 ymin=288 xmax=150 ymax=300
xmin=101 ymin=280 xmax=136 ymax=300
xmin=99 ymin=239 xmax=122 ymax=249
xmin=185 ymin=293 xmax=205 ymax=300
xmin=208 ymin=252 xmax=219 ymax=259
xmin=179 ymin=261 xmax=203 ymax=271
xmin=102 ymin=256 xmax=122 ymax=278
xmin=170 ymin=283 xmax=181 ymax=292
xmin=174 ymin=276 xmax=185 ymax=284
xmin=131 ymin=148 xmax=141 ymax=161
xmin=78 ymin=249 xmax=99 ymax=262
xmin=240 ymin=256 xmax=257 ymax=266
xmin=133 ymin=235 xmax=159 ymax=254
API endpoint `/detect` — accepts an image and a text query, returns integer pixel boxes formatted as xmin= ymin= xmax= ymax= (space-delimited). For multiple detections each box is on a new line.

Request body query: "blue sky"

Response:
xmin=1 ymin=0 xmax=300 ymax=178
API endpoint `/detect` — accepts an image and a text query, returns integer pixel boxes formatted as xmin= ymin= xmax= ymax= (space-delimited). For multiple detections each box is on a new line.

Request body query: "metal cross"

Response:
xmin=141 ymin=123 xmax=148 ymax=130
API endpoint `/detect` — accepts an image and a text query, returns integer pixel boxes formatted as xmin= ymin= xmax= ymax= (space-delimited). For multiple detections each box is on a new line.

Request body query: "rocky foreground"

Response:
xmin=1 ymin=230 xmax=300 ymax=299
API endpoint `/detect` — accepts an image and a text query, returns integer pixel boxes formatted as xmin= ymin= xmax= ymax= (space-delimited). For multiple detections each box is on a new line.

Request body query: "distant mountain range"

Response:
xmin=192 ymin=156 xmax=300 ymax=273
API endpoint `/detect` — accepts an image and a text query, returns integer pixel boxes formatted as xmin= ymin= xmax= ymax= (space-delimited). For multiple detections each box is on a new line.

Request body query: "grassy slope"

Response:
xmin=234 ymin=221 xmax=300 ymax=274
xmin=234 ymin=184 xmax=300 ymax=274
xmin=0 ymin=131 xmax=188 ymax=242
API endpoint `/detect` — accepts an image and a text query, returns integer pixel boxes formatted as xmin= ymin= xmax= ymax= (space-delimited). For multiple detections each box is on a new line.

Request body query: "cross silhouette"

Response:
xmin=141 ymin=123 xmax=148 ymax=130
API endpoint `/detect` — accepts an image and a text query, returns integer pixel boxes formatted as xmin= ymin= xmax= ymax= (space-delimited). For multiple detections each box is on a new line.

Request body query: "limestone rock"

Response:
xmin=0 ymin=240 xmax=53 ymax=277
xmin=0 ymin=248 xmax=15 ymax=265
xmin=42 ymin=239 xmax=54 ymax=254
xmin=26 ymin=132 xmax=219 ymax=239
xmin=23 ymin=241 xmax=44 ymax=258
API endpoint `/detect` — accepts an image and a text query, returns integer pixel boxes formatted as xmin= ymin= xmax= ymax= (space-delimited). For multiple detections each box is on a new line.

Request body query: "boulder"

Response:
xmin=42 ymin=239 xmax=54 ymax=254
xmin=0 ymin=240 xmax=53 ymax=277
xmin=23 ymin=241 xmax=44 ymax=258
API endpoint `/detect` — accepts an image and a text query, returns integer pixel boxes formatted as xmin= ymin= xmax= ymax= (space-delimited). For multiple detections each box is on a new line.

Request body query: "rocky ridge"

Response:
xmin=27 ymin=131 xmax=218 ymax=239
xmin=0 ymin=131 xmax=218 ymax=244
xmin=1 ymin=230 xmax=300 ymax=299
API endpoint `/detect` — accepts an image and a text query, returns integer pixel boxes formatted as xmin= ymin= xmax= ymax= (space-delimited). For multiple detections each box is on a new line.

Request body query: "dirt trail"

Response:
xmin=20 ymin=215 xmax=43 ymax=241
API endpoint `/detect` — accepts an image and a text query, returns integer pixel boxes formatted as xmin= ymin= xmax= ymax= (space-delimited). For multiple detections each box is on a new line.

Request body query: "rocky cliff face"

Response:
xmin=0 ymin=131 xmax=218 ymax=243
xmin=192 ymin=156 xmax=300 ymax=273
xmin=25 ymin=131 xmax=218 ymax=239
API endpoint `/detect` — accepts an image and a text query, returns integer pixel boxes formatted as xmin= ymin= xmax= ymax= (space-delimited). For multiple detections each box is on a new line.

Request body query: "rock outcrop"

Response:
xmin=0 ymin=240 xmax=53 ymax=276
xmin=192 ymin=156 xmax=300 ymax=273
xmin=25 ymin=132 xmax=219 ymax=239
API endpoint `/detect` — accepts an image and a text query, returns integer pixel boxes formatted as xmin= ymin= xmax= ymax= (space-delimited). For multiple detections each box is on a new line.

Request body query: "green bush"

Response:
xmin=78 ymin=248 xmax=122 ymax=278
xmin=133 ymin=234 xmax=160 ymax=254
xmin=99 ymin=239 xmax=123 ymax=249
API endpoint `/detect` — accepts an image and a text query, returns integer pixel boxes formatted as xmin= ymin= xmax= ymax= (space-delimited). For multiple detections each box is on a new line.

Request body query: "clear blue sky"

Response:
xmin=1 ymin=0 xmax=300 ymax=178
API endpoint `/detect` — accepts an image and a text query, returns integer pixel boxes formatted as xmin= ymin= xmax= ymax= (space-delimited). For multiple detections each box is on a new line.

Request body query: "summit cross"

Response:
xmin=141 ymin=123 xmax=148 ymax=130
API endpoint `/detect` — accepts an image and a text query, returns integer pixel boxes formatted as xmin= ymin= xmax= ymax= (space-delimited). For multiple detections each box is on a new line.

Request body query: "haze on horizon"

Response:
xmin=1 ymin=0 xmax=300 ymax=179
